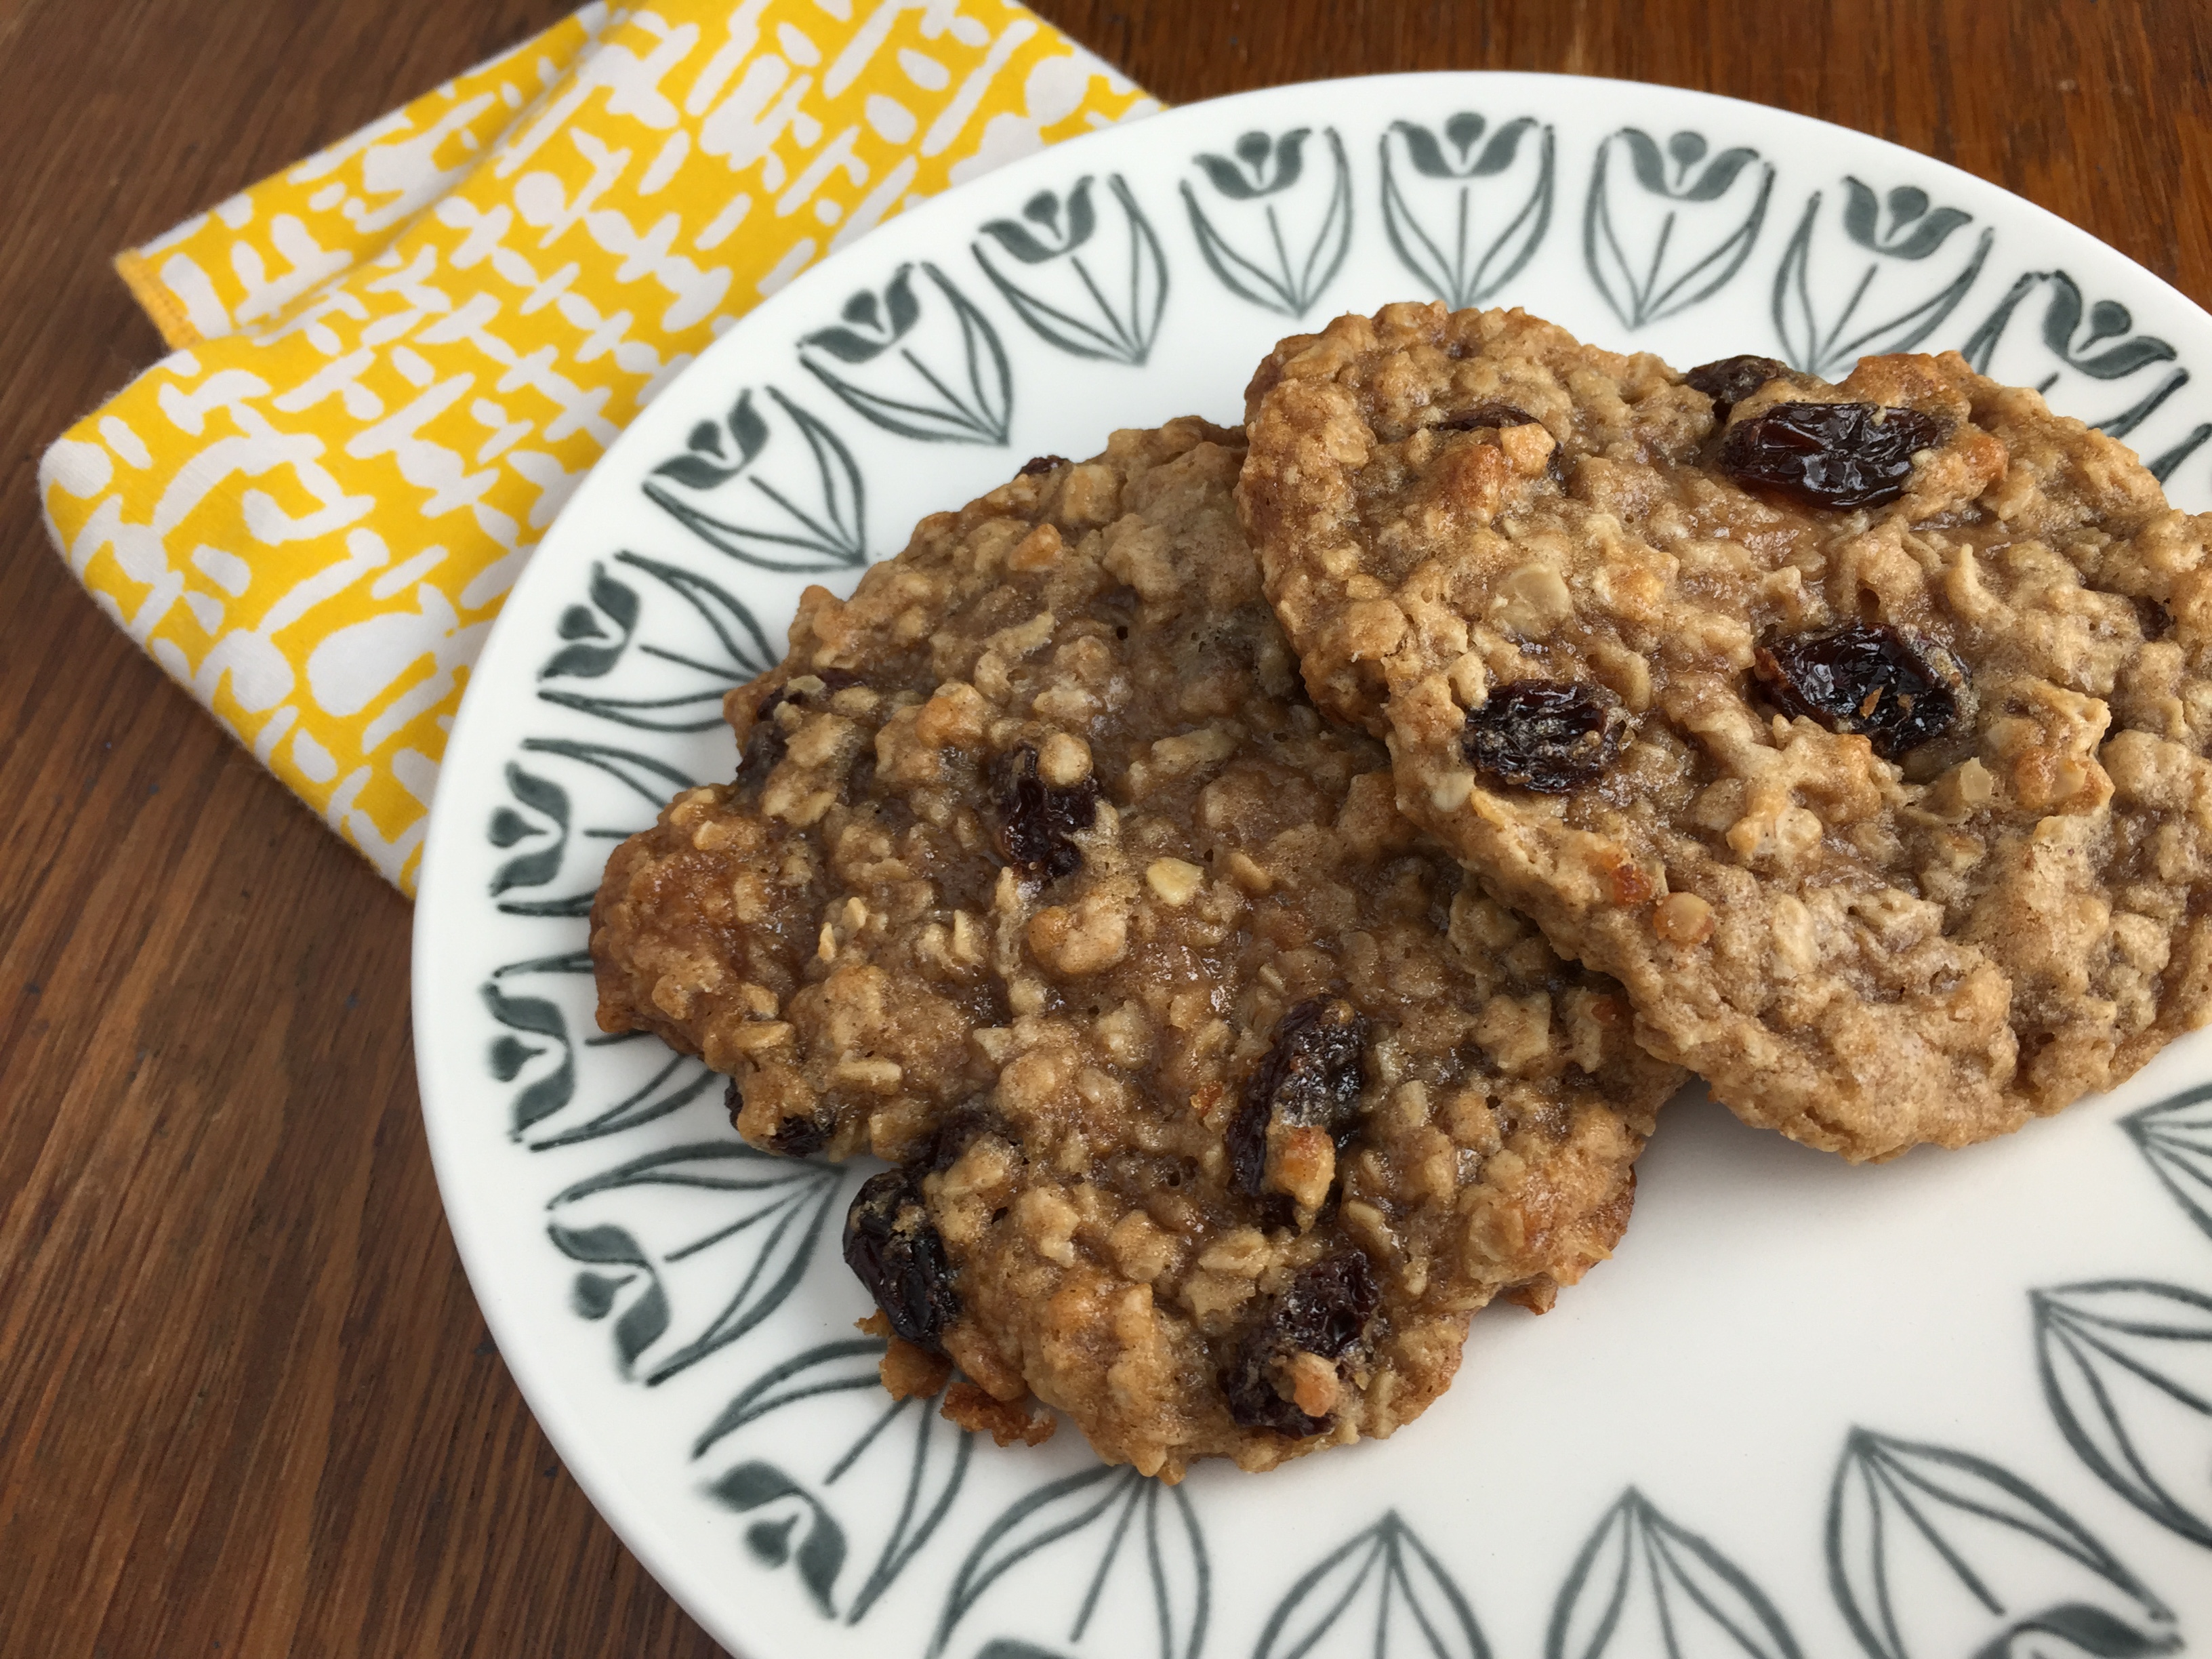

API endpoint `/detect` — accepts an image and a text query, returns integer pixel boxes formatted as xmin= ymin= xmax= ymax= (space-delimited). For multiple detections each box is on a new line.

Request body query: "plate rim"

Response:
xmin=411 ymin=66 xmax=2212 ymax=1657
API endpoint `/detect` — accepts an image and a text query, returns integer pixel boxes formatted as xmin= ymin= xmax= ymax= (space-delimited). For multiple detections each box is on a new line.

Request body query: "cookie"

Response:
xmin=1239 ymin=302 xmax=2212 ymax=1161
xmin=591 ymin=419 xmax=1680 ymax=1476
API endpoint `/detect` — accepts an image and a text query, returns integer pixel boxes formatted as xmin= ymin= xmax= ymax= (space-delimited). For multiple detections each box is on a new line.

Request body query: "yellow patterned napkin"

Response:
xmin=39 ymin=1 xmax=1155 ymax=894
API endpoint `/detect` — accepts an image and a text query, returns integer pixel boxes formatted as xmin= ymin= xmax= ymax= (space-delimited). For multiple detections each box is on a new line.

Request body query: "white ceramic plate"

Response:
xmin=413 ymin=72 xmax=2212 ymax=1659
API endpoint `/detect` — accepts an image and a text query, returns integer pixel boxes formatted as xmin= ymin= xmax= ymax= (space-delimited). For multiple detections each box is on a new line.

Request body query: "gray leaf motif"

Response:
xmin=697 ymin=1338 xmax=972 ymax=1624
xmin=485 ymin=735 xmax=692 ymax=919
xmin=2036 ymin=1279 xmax=2212 ymax=1549
xmin=481 ymin=926 xmax=722 ymax=1150
xmin=1380 ymin=112 xmax=1555 ymax=309
xmin=706 ymin=1462 xmax=849 ymax=1619
xmin=1583 ymin=127 xmax=1774 ymax=330
xmin=973 ymin=175 xmax=1169 ymax=366
xmin=548 ymin=1138 xmax=842 ymax=1385
xmin=1254 ymin=1509 xmax=1486 ymax=1659
xmin=1774 ymin=178 xmax=1993 ymax=377
xmin=483 ymin=953 xmax=581 ymax=1137
xmin=928 ymin=1465 xmax=1208 ymax=1659
xmin=1841 ymin=180 xmax=1974 ymax=260
xmin=1826 ymin=1428 xmax=2179 ymax=1659
xmin=482 ymin=960 xmax=575 ymax=1132
xmin=539 ymin=562 xmax=639 ymax=680
xmin=643 ymin=386 xmax=868 ymax=571
xmin=538 ymin=1045 xmax=722 ymax=1153
xmin=2123 ymin=1082 xmax=2212 ymax=1244
xmin=519 ymin=733 xmax=695 ymax=811
xmin=1958 ymin=270 xmax=2212 ymax=482
xmin=800 ymin=262 xmax=1013 ymax=445
xmin=488 ymin=762 xmax=569 ymax=898
xmin=536 ymin=550 xmax=775 ymax=735
xmin=1548 ymin=1489 xmax=1800 ymax=1659
xmin=1181 ymin=126 xmax=1353 ymax=318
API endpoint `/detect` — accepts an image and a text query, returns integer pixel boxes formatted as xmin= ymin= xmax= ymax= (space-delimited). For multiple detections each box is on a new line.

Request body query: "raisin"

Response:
xmin=2133 ymin=596 xmax=2173 ymax=641
xmin=843 ymin=1168 xmax=959 ymax=1353
xmin=733 ymin=696 xmax=790 ymax=791
xmin=1221 ymin=1252 xmax=1380 ymax=1435
xmin=726 ymin=1079 xmax=838 ymax=1160
xmin=1227 ymin=998 xmax=1368 ymax=1200
xmin=1719 ymin=401 xmax=1945 ymax=511
xmin=991 ymin=744 xmax=1101 ymax=881
xmin=1683 ymin=354 xmax=1790 ymax=420
xmin=1754 ymin=622 xmax=1963 ymax=759
xmin=1271 ymin=1252 xmax=1381 ymax=1359
xmin=1018 ymin=454 xmax=1069 ymax=476
xmin=766 ymin=1111 xmax=834 ymax=1158
xmin=1462 ymin=682 xmax=1626 ymax=792
xmin=734 ymin=670 xmax=866 ymax=792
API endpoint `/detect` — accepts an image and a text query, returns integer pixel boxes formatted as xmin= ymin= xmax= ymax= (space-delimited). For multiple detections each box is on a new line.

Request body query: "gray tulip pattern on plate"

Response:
xmin=540 ymin=563 xmax=638 ymax=683
xmin=972 ymin=175 xmax=1169 ymax=365
xmin=1826 ymin=1428 xmax=2179 ymax=1659
xmin=1548 ymin=1490 xmax=1799 ymax=1659
xmin=485 ymin=730 xmax=693 ymax=922
xmin=488 ymin=760 xmax=578 ymax=909
xmin=699 ymin=1336 xmax=972 ymax=1623
xmin=1253 ymin=1509 xmax=1483 ymax=1659
xmin=1584 ymin=128 xmax=1774 ymax=330
xmin=927 ymin=1465 xmax=1208 ymax=1659
xmin=483 ymin=941 xmax=720 ymax=1151
xmin=1775 ymin=178 xmax=1993 ymax=377
xmin=2124 ymin=1083 xmax=2212 ymax=1242
xmin=536 ymin=552 xmax=775 ymax=733
xmin=644 ymin=385 xmax=869 ymax=570
xmin=1961 ymin=270 xmax=2212 ymax=482
xmin=548 ymin=1137 xmax=842 ymax=1385
xmin=1379 ymin=111 xmax=1554 ymax=309
xmin=1182 ymin=127 xmax=1353 ymax=317
xmin=800 ymin=262 xmax=1014 ymax=445
xmin=2035 ymin=1279 xmax=2212 ymax=1548
xmin=483 ymin=947 xmax=587 ymax=1139
xmin=480 ymin=710 xmax=725 ymax=1149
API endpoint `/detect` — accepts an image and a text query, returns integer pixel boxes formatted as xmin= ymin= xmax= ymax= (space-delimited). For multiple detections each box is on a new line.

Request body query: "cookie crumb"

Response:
xmin=880 ymin=1335 xmax=954 ymax=1401
xmin=941 ymin=1381 xmax=1057 ymax=1446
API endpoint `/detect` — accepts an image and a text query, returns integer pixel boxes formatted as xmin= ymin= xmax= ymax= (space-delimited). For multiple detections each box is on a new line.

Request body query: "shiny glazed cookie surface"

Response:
xmin=590 ymin=420 xmax=1679 ymax=1476
xmin=1239 ymin=302 xmax=2212 ymax=1160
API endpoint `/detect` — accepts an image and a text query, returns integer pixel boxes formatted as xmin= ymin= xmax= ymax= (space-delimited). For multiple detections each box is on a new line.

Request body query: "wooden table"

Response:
xmin=3 ymin=1 xmax=2207 ymax=1652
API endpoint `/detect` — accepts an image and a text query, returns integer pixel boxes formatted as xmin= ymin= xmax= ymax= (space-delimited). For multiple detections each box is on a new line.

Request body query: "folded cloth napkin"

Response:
xmin=39 ymin=1 xmax=1155 ymax=893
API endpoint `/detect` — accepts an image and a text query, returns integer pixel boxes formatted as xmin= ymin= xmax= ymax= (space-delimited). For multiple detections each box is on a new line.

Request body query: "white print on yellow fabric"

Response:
xmin=44 ymin=0 xmax=1157 ymax=893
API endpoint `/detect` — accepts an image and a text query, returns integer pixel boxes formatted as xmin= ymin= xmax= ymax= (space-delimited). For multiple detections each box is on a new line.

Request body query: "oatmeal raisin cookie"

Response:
xmin=1239 ymin=302 xmax=2212 ymax=1160
xmin=592 ymin=420 xmax=1679 ymax=1475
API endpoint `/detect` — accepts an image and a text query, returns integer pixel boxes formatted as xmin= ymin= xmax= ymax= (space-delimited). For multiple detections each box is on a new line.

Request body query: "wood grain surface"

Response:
xmin=2 ymin=2 xmax=2207 ymax=1653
